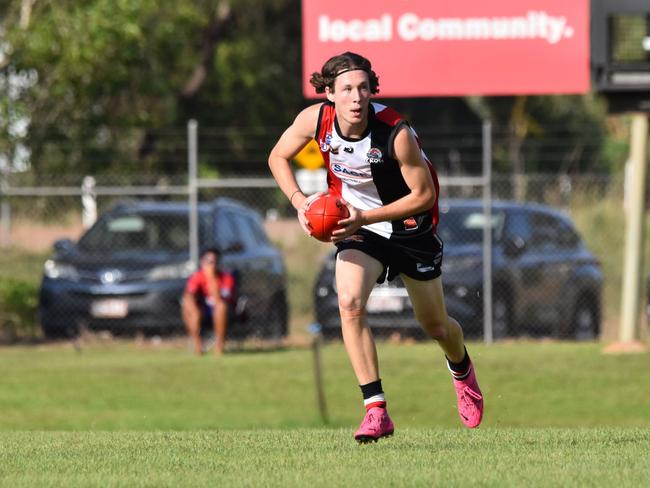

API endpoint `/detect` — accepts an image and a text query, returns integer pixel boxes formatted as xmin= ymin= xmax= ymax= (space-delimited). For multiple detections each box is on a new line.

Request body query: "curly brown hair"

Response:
xmin=309 ymin=52 xmax=380 ymax=94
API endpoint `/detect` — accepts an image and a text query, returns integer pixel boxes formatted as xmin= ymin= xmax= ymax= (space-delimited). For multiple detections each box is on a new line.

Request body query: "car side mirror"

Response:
xmin=53 ymin=238 xmax=75 ymax=254
xmin=503 ymin=235 xmax=526 ymax=257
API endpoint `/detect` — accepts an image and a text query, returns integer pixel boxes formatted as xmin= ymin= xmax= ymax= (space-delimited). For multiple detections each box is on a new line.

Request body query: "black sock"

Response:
xmin=360 ymin=379 xmax=384 ymax=399
xmin=359 ymin=379 xmax=386 ymax=410
xmin=447 ymin=347 xmax=471 ymax=380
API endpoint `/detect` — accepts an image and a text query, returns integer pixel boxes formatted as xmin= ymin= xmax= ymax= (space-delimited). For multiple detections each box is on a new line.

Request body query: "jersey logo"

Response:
xmin=366 ymin=147 xmax=383 ymax=164
xmin=330 ymin=162 xmax=372 ymax=184
xmin=343 ymin=146 xmax=354 ymax=154
xmin=320 ymin=133 xmax=334 ymax=153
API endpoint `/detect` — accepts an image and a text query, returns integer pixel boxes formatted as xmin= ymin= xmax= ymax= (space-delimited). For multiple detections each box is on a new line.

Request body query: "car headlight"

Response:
xmin=44 ymin=259 xmax=79 ymax=281
xmin=443 ymin=256 xmax=482 ymax=273
xmin=146 ymin=261 xmax=195 ymax=281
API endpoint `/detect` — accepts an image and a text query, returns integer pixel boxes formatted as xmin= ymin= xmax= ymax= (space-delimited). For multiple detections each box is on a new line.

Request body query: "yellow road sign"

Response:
xmin=293 ymin=139 xmax=324 ymax=169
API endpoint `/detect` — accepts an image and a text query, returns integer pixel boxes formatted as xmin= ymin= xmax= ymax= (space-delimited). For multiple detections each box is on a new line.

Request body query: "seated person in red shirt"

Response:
xmin=182 ymin=248 xmax=235 ymax=355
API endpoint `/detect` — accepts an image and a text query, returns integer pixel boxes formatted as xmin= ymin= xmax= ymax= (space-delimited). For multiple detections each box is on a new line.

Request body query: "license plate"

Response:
xmin=90 ymin=299 xmax=128 ymax=318
xmin=366 ymin=295 xmax=403 ymax=313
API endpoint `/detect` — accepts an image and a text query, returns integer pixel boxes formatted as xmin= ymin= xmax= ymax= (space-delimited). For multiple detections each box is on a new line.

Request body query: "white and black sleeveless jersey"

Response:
xmin=315 ymin=101 xmax=440 ymax=240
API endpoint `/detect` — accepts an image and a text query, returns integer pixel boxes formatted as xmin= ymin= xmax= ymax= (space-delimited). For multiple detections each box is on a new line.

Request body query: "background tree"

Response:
xmin=2 ymin=0 xmax=303 ymax=179
xmin=0 ymin=0 xmax=627 ymax=181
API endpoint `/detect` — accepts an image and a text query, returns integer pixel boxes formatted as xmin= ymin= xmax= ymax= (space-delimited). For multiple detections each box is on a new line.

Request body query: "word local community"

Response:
xmin=318 ymin=11 xmax=574 ymax=45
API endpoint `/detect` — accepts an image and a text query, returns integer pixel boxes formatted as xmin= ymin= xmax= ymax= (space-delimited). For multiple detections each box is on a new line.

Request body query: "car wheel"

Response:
xmin=491 ymin=292 xmax=512 ymax=340
xmin=571 ymin=296 xmax=600 ymax=340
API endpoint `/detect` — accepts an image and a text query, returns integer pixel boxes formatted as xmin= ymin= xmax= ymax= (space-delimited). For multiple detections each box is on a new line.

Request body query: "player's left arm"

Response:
xmin=332 ymin=126 xmax=435 ymax=241
xmin=391 ymin=126 xmax=437 ymax=214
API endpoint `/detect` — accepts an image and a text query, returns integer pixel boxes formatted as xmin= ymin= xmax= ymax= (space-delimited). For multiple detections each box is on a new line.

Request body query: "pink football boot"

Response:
xmin=452 ymin=363 xmax=484 ymax=428
xmin=354 ymin=407 xmax=394 ymax=443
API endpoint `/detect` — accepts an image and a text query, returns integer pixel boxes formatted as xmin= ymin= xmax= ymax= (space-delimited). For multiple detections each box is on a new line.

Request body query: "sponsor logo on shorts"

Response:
xmin=416 ymin=262 xmax=437 ymax=273
xmin=366 ymin=147 xmax=383 ymax=164
xmin=403 ymin=217 xmax=418 ymax=230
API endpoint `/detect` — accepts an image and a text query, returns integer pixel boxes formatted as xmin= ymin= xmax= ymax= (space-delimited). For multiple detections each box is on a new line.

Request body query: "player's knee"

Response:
xmin=181 ymin=299 xmax=196 ymax=317
xmin=337 ymin=291 xmax=363 ymax=319
xmin=420 ymin=317 xmax=450 ymax=341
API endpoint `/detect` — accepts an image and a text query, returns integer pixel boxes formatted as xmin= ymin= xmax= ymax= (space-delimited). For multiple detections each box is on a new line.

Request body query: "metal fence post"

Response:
xmin=81 ymin=176 xmax=97 ymax=230
xmin=0 ymin=172 xmax=10 ymax=248
xmin=0 ymin=199 xmax=10 ymax=248
xmin=482 ymin=120 xmax=494 ymax=344
xmin=188 ymin=119 xmax=199 ymax=267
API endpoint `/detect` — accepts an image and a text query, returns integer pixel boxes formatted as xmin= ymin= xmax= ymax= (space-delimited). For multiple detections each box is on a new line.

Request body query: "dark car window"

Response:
xmin=78 ymin=213 xmax=190 ymax=253
xmin=553 ymin=217 xmax=580 ymax=249
xmin=504 ymin=211 xmax=532 ymax=243
xmin=241 ymin=213 xmax=270 ymax=247
xmin=530 ymin=226 xmax=558 ymax=251
xmin=248 ymin=215 xmax=270 ymax=246
xmin=438 ymin=208 xmax=505 ymax=244
xmin=230 ymin=212 xmax=262 ymax=250
xmin=529 ymin=212 xmax=576 ymax=252
xmin=215 ymin=210 xmax=241 ymax=252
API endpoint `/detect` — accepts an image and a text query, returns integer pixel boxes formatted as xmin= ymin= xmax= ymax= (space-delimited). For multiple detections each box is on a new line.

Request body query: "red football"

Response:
xmin=304 ymin=194 xmax=350 ymax=242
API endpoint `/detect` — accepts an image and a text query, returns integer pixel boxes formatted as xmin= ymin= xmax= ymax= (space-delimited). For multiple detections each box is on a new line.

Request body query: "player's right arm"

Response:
xmin=268 ymin=104 xmax=322 ymax=211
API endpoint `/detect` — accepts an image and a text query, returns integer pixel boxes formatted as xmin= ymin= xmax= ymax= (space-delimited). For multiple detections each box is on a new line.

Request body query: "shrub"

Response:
xmin=0 ymin=278 xmax=40 ymax=341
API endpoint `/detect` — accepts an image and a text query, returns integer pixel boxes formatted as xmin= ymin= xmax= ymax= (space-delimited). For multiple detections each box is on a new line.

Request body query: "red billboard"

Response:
xmin=302 ymin=0 xmax=590 ymax=98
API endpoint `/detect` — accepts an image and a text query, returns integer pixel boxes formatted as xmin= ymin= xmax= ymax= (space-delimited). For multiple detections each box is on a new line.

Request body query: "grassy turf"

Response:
xmin=1 ymin=341 xmax=650 ymax=430
xmin=1 ymin=429 xmax=649 ymax=487
xmin=2 ymin=342 xmax=650 ymax=486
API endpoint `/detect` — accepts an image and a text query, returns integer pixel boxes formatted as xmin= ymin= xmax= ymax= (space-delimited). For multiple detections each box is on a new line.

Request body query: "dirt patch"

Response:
xmin=6 ymin=220 xmax=85 ymax=252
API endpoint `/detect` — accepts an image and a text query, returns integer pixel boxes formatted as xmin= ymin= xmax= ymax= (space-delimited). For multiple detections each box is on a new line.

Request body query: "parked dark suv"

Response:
xmin=39 ymin=198 xmax=288 ymax=339
xmin=315 ymin=199 xmax=602 ymax=340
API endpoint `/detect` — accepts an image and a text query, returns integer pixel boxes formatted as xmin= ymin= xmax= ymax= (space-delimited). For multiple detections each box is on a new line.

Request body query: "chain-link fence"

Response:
xmin=1 ymin=170 xmax=644 ymax=347
xmin=1 ymin=114 xmax=648 ymax=346
xmin=0 ymin=174 xmax=294 ymax=346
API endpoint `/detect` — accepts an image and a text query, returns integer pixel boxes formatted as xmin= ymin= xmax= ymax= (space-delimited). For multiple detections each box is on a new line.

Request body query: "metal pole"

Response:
xmin=1 ymin=200 xmax=10 ymax=248
xmin=81 ymin=176 xmax=97 ymax=230
xmin=309 ymin=323 xmax=329 ymax=425
xmin=188 ymin=119 xmax=199 ymax=267
xmin=482 ymin=120 xmax=494 ymax=344
xmin=0 ymin=171 xmax=9 ymax=247
xmin=619 ymin=114 xmax=648 ymax=344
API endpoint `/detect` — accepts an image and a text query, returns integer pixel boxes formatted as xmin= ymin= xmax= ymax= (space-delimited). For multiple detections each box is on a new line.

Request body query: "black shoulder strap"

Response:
xmin=387 ymin=119 xmax=410 ymax=160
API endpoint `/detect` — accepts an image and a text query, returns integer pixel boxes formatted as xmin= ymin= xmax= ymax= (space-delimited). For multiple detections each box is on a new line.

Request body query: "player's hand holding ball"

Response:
xmin=303 ymin=193 xmax=352 ymax=242
xmin=296 ymin=191 xmax=324 ymax=236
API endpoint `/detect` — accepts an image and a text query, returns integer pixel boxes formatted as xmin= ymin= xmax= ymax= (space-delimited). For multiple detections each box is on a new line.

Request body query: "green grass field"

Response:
xmin=1 ymin=341 xmax=650 ymax=486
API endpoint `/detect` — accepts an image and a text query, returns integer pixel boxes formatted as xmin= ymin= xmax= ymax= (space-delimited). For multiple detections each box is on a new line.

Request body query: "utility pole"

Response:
xmin=607 ymin=113 xmax=649 ymax=353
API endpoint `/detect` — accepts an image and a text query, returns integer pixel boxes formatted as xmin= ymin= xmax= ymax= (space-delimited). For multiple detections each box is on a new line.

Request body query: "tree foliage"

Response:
xmin=2 ymin=0 xmax=302 ymax=177
xmin=0 ymin=0 xmax=624 ymax=179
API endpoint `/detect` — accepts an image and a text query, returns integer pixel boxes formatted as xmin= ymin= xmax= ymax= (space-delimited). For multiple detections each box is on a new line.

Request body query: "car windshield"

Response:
xmin=78 ymin=213 xmax=191 ymax=253
xmin=438 ymin=207 xmax=505 ymax=244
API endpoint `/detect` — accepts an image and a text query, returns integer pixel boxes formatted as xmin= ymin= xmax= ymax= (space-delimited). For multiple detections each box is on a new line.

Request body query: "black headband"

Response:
xmin=334 ymin=67 xmax=368 ymax=77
